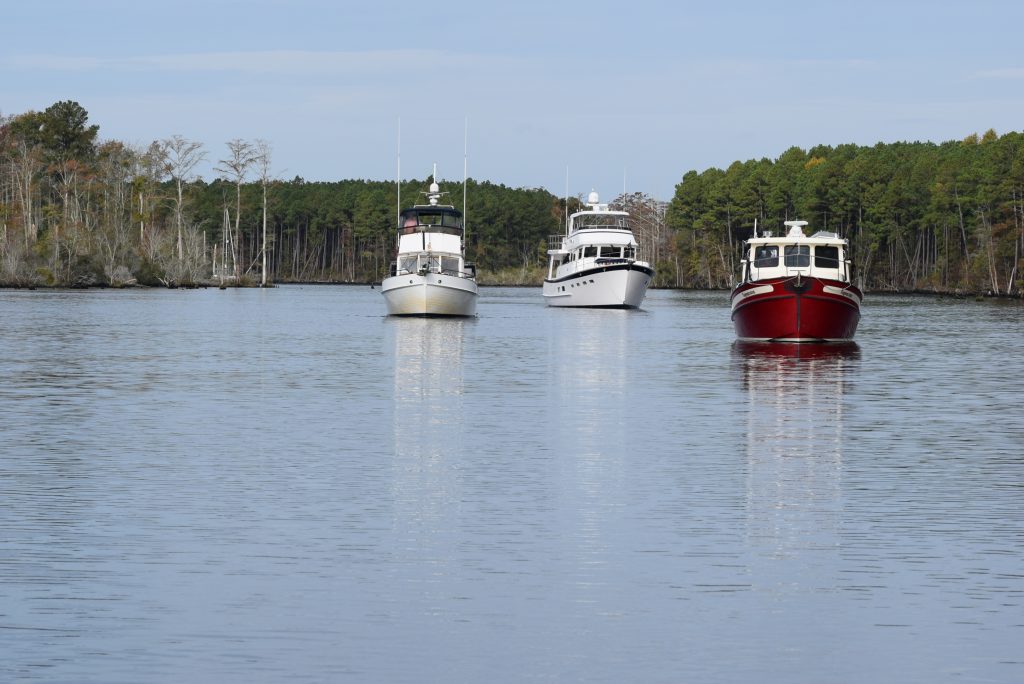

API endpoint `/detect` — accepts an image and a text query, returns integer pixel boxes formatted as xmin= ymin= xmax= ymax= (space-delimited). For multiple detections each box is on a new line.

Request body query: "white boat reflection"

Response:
xmin=549 ymin=308 xmax=631 ymax=560
xmin=732 ymin=341 xmax=860 ymax=556
xmin=388 ymin=317 xmax=469 ymax=533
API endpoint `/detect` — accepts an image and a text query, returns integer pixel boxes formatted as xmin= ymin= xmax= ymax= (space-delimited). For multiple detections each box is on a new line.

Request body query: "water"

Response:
xmin=1 ymin=286 xmax=1022 ymax=683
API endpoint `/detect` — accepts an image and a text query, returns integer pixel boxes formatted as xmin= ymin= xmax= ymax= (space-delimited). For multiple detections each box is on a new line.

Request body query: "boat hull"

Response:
xmin=381 ymin=273 xmax=478 ymax=316
xmin=543 ymin=263 xmax=653 ymax=308
xmin=731 ymin=277 xmax=862 ymax=342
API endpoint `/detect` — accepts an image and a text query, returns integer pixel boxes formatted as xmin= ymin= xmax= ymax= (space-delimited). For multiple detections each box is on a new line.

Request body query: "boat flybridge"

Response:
xmin=542 ymin=190 xmax=654 ymax=308
xmin=731 ymin=220 xmax=863 ymax=342
xmin=381 ymin=166 xmax=478 ymax=316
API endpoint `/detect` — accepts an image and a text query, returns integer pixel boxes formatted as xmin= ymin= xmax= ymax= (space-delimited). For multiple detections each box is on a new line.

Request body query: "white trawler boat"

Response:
xmin=543 ymin=190 xmax=654 ymax=308
xmin=381 ymin=166 xmax=477 ymax=316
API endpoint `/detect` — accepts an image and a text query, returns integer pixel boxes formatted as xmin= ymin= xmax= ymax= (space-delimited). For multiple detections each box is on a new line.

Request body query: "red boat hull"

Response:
xmin=731 ymin=277 xmax=862 ymax=342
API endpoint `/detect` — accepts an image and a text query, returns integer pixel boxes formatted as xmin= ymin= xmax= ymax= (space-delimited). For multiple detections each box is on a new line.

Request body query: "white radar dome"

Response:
xmin=587 ymin=190 xmax=600 ymax=204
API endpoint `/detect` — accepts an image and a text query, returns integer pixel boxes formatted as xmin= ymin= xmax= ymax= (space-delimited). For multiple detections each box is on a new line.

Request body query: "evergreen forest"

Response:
xmin=2 ymin=101 xmax=1021 ymax=295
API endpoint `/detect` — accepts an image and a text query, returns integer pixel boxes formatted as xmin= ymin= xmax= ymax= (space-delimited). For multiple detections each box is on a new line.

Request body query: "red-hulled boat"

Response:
xmin=731 ymin=220 xmax=863 ymax=342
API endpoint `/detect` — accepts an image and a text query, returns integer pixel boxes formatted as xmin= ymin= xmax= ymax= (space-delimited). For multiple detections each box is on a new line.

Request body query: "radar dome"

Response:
xmin=587 ymin=190 xmax=600 ymax=204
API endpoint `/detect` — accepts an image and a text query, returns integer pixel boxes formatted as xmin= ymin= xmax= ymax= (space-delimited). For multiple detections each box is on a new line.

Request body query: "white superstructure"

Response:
xmin=381 ymin=168 xmax=478 ymax=316
xmin=542 ymin=190 xmax=654 ymax=308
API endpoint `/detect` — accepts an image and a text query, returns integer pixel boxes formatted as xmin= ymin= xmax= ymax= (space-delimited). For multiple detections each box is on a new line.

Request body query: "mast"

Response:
xmin=564 ymin=166 xmax=570 ymax=236
xmin=463 ymin=117 xmax=468 ymax=246
xmin=396 ymin=118 xmax=401 ymax=228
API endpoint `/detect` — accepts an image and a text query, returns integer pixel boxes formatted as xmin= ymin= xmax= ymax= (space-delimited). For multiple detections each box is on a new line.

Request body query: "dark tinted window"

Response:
xmin=815 ymin=245 xmax=839 ymax=268
xmin=754 ymin=246 xmax=778 ymax=267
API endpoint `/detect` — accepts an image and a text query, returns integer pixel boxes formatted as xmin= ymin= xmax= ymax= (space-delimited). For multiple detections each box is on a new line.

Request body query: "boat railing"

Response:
xmin=393 ymin=264 xmax=477 ymax=280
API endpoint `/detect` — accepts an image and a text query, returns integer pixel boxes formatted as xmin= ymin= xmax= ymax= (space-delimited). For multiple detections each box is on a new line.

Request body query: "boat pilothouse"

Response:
xmin=381 ymin=166 xmax=478 ymax=316
xmin=731 ymin=220 xmax=863 ymax=342
xmin=542 ymin=190 xmax=654 ymax=308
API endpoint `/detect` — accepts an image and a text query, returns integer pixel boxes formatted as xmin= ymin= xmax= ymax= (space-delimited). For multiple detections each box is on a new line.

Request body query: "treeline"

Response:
xmin=2 ymin=100 xmax=1022 ymax=294
xmin=665 ymin=132 xmax=1024 ymax=295
xmin=0 ymin=100 xmax=563 ymax=287
xmin=188 ymin=176 xmax=563 ymax=285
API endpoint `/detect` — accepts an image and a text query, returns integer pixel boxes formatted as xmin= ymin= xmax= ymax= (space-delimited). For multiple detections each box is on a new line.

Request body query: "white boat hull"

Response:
xmin=381 ymin=273 xmax=478 ymax=316
xmin=543 ymin=264 xmax=653 ymax=308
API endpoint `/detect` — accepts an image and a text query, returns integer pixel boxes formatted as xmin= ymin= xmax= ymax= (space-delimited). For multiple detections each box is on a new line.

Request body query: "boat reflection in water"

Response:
xmin=388 ymin=317 xmax=469 ymax=535
xmin=732 ymin=341 xmax=860 ymax=562
xmin=549 ymin=308 xmax=631 ymax=577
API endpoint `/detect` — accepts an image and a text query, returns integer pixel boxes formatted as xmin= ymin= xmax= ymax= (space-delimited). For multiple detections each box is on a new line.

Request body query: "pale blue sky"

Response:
xmin=3 ymin=0 xmax=1022 ymax=199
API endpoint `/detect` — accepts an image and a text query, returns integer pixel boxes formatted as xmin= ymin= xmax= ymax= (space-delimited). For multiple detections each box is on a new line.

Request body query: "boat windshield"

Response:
xmin=784 ymin=245 xmax=810 ymax=267
xmin=754 ymin=245 xmax=779 ymax=267
xmin=574 ymin=214 xmax=629 ymax=230
xmin=399 ymin=209 xmax=463 ymax=233
xmin=815 ymin=245 xmax=840 ymax=268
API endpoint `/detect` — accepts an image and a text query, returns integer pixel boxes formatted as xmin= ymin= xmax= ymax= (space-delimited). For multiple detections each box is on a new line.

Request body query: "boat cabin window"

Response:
xmin=441 ymin=255 xmax=460 ymax=275
xmin=584 ymin=246 xmax=598 ymax=258
xmin=815 ymin=245 xmax=839 ymax=268
xmin=754 ymin=246 xmax=779 ymax=267
xmin=784 ymin=245 xmax=810 ymax=267
xmin=601 ymin=245 xmax=622 ymax=258
xmin=399 ymin=256 xmax=417 ymax=273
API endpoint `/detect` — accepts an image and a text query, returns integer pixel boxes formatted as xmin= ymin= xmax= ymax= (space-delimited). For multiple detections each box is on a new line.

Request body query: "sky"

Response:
xmin=3 ymin=0 xmax=1024 ymax=200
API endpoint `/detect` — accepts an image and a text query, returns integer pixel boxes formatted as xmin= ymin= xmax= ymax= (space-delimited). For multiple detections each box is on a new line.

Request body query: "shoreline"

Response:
xmin=2 ymin=280 xmax=1021 ymax=300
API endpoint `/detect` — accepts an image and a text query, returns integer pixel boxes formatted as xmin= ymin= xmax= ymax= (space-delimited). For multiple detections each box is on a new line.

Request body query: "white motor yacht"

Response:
xmin=542 ymin=190 xmax=653 ymax=308
xmin=381 ymin=168 xmax=478 ymax=316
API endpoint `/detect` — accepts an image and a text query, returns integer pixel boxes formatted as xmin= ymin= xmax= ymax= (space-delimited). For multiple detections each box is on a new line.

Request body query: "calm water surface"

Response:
xmin=1 ymin=286 xmax=1022 ymax=683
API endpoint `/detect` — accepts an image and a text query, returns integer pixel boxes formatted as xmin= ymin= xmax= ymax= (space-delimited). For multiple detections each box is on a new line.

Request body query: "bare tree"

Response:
xmin=614 ymin=191 xmax=668 ymax=283
xmin=162 ymin=135 xmax=206 ymax=260
xmin=94 ymin=141 xmax=137 ymax=284
xmin=134 ymin=140 xmax=168 ymax=251
xmin=215 ymin=139 xmax=258 ymax=279
xmin=6 ymin=138 xmax=42 ymax=248
xmin=254 ymin=139 xmax=273 ymax=286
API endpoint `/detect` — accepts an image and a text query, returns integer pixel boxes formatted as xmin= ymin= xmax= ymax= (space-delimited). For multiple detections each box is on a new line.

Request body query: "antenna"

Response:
xmin=396 ymin=118 xmax=401 ymax=227
xmin=463 ymin=117 xmax=468 ymax=244
xmin=623 ymin=167 xmax=627 ymax=199
xmin=428 ymin=162 xmax=439 ymax=205
xmin=564 ymin=166 xmax=569 ymax=235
